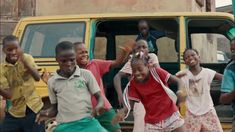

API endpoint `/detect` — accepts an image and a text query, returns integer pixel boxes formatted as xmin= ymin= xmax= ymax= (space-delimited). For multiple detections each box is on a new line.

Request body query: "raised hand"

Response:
xmin=41 ymin=68 xmax=51 ymax=84
xmin=119 ymin=40 xmax=136 ymax=53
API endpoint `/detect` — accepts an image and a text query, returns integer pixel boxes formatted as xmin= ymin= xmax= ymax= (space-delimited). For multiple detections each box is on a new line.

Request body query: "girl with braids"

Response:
xmin=113 ymin=52 xmax=186 ymax=132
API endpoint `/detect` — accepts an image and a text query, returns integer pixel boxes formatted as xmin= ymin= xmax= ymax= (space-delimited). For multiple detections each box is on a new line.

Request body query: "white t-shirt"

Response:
xmin=180 ymin=68 xmax=216 ymax=115
xmin=120 ymin=53 xmax=159 ymax=74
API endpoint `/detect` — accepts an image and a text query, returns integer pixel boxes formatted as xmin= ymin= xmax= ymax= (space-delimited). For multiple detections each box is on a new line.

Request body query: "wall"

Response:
xmin=0 ymin=0 xmax=36 ymax=62
xmin=36 ymin=0 xmax=191 ymax=15
xmin=0 ymin=0 xmax=217 ymax=62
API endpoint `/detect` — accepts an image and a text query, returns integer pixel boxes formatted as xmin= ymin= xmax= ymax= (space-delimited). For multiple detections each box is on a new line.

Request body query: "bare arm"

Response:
xmin=168 ymin=75 xmax=187 ymax=102
xmin=93 ymin=91 xmax=106 ymax=116
xmin=214 ymin=72 xmax=223 ymax=81
xmin=0 ymin=89 xmax=12 ymax=99
xmin=17 ymin=51 xmax=41 ymax=81
xmin=21 ymin=58 xmax=40 ymax=81
xmin=113 ymin=72 xmax=131 ymax=106
xmin=220 ymin=91 xmax=235 ymax=104
xmin=94 ymin=91 xmax=104 ymax=108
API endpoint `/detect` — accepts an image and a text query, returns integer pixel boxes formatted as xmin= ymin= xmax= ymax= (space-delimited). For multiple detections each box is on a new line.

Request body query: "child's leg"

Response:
xmin=165 ymin=111 xmax=184 ymax=132
xmin=95 ymin=108 xmax=121 ymax=132
xmin=201 ymin=109 xmax=223 ymax=132
xmin=133 ymin=102 xmax=145 ymax=132
xmin=172 ymin=125 xmax=186 ymax=132
xmin=22 ymin=107 xmax=45 ymax=132
xmin=184 ymin=110 xmax=201 ymax=132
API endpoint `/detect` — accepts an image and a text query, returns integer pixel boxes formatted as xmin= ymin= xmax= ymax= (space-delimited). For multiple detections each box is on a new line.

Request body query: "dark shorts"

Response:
xmin=0 ymin=107 xmax=44 ymax=132
xmin=95 ymin=108 xmax=121 ymax=132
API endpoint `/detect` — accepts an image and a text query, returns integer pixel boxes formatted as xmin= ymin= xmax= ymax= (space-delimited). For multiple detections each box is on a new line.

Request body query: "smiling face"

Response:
xmin=131 ymin=58 xmax=150 ymax=83
xmin=74 ymin=43 xmax=89 ymax=68
xmin=183 ymin=49 xmax=200 ymax=67
xmin=3 ymin=40 xmax=20 ymax=64
xmin=56 ymin=49 xmax=76 ymax=77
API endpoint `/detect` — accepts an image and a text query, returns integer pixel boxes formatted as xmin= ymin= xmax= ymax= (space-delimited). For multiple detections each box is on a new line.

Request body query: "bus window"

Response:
xmin=94 ymin=37 xmax=107 ymax=59
xmin=115 ymin=35 xmax=137 ymax=57
xmin=190 ymin=33 xmax=231 ymax=64
xmin=157 ymin=37 xmax=178 ymax=62
xmin=21 ymin=22 xmax=86 ymax=57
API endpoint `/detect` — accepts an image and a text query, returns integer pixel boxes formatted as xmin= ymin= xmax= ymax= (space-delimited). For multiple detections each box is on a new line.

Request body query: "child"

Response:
xmin=180 ymin=49 xmax=223 ymax=132
xmin=74 ymin=41 xmax=134 ymax=132
xmin=36 ymin=41 xmax=107 ymax=132
xmin=136 ymin=20 xmax=166 ymax=55
xmin=113 ymin=39 xmax=159 ymax=132
xmin=113 ymin=53 xmax=186 ymax=132
xmin=0 ymin=35 xmax=44 ymax=131
xmin=220 ymin=38 xmax=235 ymax=131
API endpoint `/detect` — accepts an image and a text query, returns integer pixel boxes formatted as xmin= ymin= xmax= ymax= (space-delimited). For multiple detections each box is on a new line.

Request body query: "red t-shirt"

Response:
xmin=86 ymin=59 xmax=113 ymax=109
xmin=128 ymin=67 xmax=178 ymax=124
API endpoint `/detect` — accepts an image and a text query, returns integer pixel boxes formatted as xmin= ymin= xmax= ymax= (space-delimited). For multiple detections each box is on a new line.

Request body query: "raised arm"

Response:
xmin=110 ymin=40 xmax=135 ymax=69
xmin=19 ymin=52 xmax=40 ymax=81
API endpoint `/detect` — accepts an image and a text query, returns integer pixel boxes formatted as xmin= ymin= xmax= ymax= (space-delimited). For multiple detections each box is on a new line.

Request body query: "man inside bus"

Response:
xmin=136 ymin=20 xmax=166 ymax=55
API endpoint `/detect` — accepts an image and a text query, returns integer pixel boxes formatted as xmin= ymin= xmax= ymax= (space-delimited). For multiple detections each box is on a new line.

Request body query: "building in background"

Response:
xmin=0 ymin=0 xmax=216 ymax=44
xmin=0 ymin=0 xmax=217 ymax=62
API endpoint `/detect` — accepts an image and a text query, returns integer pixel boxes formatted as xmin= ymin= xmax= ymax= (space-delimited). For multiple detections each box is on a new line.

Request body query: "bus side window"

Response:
xmin=94 ymin=37 xmax=107 ymax=59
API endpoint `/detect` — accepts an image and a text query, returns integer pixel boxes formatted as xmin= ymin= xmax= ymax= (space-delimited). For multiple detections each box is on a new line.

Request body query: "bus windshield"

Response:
xmin=21 ymin=22 xmax=86 ymax=57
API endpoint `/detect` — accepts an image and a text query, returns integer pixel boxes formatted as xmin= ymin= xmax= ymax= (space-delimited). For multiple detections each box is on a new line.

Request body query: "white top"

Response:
xmin=180 ymin=68 xmax=216 ymax=115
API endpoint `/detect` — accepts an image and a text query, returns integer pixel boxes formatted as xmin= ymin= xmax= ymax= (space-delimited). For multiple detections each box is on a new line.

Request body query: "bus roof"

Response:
xmin=20 ymin=12 xmax=234 ymax=21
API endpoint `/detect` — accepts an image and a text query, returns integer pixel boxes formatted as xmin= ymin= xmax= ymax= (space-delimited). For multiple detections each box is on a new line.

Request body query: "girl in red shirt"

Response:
xmin=113 ymin=53 xmax=186 ymax=132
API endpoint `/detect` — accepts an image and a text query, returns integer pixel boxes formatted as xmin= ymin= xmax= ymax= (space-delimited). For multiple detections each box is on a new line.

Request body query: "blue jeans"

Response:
xmin=0 ymin=107 xmax=44 ymax=132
